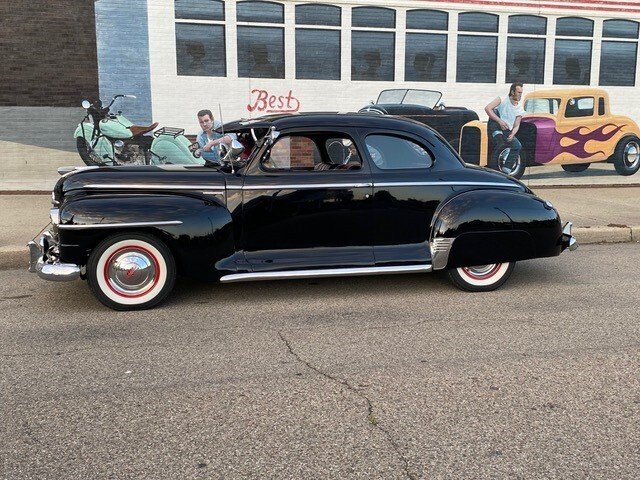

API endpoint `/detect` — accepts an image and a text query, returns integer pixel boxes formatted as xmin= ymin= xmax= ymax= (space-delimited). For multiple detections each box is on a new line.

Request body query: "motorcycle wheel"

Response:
xmin=76 ymin=137 xmax=106 ymax=166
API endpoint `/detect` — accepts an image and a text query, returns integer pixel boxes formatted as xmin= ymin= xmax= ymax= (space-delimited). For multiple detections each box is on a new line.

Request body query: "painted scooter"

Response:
xmin=74 ymin=94 xmax=204 ymax=166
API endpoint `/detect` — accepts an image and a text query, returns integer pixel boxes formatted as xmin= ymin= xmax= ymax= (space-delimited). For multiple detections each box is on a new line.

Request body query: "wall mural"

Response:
xmin=2 ymin=0 xmax=640 ymax=190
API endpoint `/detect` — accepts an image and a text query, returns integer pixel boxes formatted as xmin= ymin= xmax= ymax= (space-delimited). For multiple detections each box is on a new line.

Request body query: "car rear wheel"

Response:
xmin=613 ymin=138 xmax=640 ymax=176
xmin=561 ymin=163 xmax=590 ymax=173
xmin=496 ymin=148 xmax=526 ymax=179
xmin=87 ymin=233 xmax=176 ymax=311
xmin=447 ymin=262 xmax=515 ymax=292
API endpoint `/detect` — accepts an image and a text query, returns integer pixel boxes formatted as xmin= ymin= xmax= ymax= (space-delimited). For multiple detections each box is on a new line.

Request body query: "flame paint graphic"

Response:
xmin=523 ymin=117 xmax=627 ymax=164
xmin=559 ymin=123 xmax=626 ymax=159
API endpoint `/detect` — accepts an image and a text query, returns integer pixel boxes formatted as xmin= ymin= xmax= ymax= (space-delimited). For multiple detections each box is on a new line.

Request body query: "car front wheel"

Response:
xmin=87 ymin=233 xmax=176 ymax=311
xmin=447 ymin=262 xmax=515 ymax=292
xmin=613 ymin=137 xmax=640 ymax=176
xmin=496 ymin=148 xmax=526 ymax=179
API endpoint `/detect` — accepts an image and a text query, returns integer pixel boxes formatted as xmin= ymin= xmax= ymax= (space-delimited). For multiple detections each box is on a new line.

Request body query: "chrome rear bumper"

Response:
xmin=561 ymin=222 xmax=579 ymax=252
xmin=28 ymin=231 xmax=81 ymax=282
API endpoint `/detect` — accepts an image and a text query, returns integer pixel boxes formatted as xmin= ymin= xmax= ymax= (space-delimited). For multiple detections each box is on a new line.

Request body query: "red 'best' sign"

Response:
xmin=247 ymin=89 xmax=300 ymax=113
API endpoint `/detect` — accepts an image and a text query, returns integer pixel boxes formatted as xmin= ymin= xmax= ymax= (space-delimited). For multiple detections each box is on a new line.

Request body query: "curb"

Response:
xmin=2 ymin=226 xmax=638 ymax=271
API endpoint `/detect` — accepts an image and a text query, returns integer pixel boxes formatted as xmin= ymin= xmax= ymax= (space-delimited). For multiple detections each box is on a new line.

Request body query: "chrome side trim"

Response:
xmin=375 ymin=181 xmax=520 ymax=188
xmin=227 ymin=181 xmax=518 ymax=191
xmin=58 ymin=220 xmax=183 ymax=230
xmin=83 ymin=184 xmax=222 ymax=190
xmin=430 ymin=237 xmax=455 ymax=270
xmin=231 ymin=183 xmax=373 ymax=190
xmin=220 ymin=264 xmax=432 ymax=283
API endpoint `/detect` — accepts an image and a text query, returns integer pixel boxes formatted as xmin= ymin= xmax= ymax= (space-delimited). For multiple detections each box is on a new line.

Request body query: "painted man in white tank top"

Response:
xmin=484 ymin=83 xmax=525 ymax=172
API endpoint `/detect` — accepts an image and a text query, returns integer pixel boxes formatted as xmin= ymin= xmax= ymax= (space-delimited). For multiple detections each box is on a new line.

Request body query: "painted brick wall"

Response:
xmin=0 ymin=0 xmax=99 ymax=107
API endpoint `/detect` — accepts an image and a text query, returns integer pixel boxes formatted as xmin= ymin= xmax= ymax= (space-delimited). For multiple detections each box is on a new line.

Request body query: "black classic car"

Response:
xmin=359 ymin=89 xmax=479 ymax=153
xmin=29 ymin=113 xmax=577 ymax=310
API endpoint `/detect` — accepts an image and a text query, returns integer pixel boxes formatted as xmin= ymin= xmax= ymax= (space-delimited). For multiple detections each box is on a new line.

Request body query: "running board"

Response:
xmin=220 ymin=264 xmax=433 ymax=283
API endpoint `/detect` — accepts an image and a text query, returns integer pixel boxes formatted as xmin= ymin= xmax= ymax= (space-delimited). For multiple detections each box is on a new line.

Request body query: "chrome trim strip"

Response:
xmin=430 ymin=237 xmax=455 ymax=271
xmin=58 ymin=220 xmax=183 ymax=230
xmin=375 ymin=181 xmax=520 ymax=188
xmin=220 ymin=264 xmax=432 ymax=283
xmin=229 ymin=181 xmax=517 ymax=191
xmin=49 ymin=208 xmax=60 ymax=225
xmin=238 ymin=183 xmax=373 ymax=190
xmin=83 ymin=184 xmax=222 ymax=190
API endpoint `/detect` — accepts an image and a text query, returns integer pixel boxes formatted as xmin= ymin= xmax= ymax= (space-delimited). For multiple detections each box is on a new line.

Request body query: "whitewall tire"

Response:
xmin=87 ymin=233 xmax=176 ymax=310
xmin=447 ymin=262 xmax=515 ymax=292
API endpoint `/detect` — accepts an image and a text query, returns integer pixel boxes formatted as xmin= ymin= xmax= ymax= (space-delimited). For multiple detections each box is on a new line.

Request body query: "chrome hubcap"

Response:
xmin=498 ymin=149 xmax=521 ymax=175
xmin=463 ymin=264 xmax=497 ymax=277
xmin=107 ymin=249 xmax=157 ymax=295
xmin=624 ymin=141 xmax=639 ymax=168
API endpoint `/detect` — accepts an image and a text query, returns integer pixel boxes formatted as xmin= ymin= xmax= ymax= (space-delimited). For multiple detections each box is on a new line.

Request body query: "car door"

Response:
xmin=240 ymin=128 xmax=375 ymax=272
xmin=559 ymin=96 xmax=604 ymax=162
xmin=359 ymin=129 xmax=454 ymax=266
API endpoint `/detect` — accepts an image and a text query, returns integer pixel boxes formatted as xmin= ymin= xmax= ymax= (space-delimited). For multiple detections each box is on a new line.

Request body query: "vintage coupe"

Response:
xmin=460 ymin=88 xmax=640 ymax=178
xmin=29 ymin=114 xmax=577 ymax=310
xmin=359 ymin=89 xmax=479 ymax=152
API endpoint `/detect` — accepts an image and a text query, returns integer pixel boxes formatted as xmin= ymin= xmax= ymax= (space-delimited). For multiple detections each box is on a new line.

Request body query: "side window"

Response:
xmin=598 ymin=97 xmax=606 ymax=115
xmin=262 ymin=134 xmax=362 ymax=171
xmin=565 ymin=96 xmax=594 ymax=118
xmin=365 ymin=134 xmax=433 ymax=170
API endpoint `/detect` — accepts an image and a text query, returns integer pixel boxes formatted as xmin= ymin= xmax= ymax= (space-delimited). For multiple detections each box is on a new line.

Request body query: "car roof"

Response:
xmin=525 ymin=87 xmax=609 ymax=99
xmin=221 ymin=112 xmax=434 ymax=135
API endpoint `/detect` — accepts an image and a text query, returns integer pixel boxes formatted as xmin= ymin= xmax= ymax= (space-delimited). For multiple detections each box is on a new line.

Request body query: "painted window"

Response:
xmin=600 ymin=20 xmax=638 ymax=86
xmin=175 ymin=1 xmax=226 ymax=77
xmin=554 ymin=17 xmax=593 ymax=85
xmin=237 ymin=1 xmax=284 ymax=78
xmin=351 ymin=7 xmax=396 ymax=81
xmin=457 ymin=13 xmax=498 ymax=83
xmin=506 ymin=15 xmax=546 ymax=84
xmin=295 ymin=5 xmax=341 ymax=80
xmin=175 ymin=0 xmax=224 ymax=21
xmin=565 ymin=96 xmax=595 ymax=118
xmin=365 ymin=135 xmax=433 ymax=170
xmin=508 ymin=15 xmax=546 ymax=35
xmin=405 ymin=10 xmax=447 ymax=82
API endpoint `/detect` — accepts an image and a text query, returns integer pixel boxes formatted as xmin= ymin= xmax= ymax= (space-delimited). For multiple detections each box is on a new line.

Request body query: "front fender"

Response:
xmin=57 ymin=193 xmax=235 ymax=280
xmin=74 ymin=123 xmax=95 ymax=139
xmin=430 ymin=189 xmax=562 ymax=269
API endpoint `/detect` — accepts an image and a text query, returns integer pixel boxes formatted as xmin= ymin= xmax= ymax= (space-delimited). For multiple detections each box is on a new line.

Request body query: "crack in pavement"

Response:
xmin=278 ymin=331 xmax=417 ymax=480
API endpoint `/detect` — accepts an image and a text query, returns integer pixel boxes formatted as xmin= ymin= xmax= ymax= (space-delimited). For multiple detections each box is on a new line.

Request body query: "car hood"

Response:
xmin=55 ymin=165 xmax=227 ymax=199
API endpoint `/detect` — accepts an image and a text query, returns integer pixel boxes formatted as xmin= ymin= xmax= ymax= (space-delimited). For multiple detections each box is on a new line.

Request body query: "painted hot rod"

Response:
xmin=29 ymin=114 xmax=576 ymax=310
xmin=460 ymin=88 xmax=640 ymax=178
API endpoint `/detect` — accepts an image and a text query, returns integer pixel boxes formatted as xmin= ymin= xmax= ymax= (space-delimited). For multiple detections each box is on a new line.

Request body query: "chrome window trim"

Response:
xmin=58 ymin=221 xmax=183 ymax=230
xmin=374 ymin=181 xmax=520 ymax=188
xmin=234 ymin=183 xmax=373 ymax=190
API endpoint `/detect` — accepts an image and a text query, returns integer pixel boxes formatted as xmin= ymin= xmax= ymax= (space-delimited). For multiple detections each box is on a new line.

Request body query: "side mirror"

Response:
xmin=229 ymin=139 xmax=244 ymax=157
xmin=81 ymin=100 xmax=91 ymax=109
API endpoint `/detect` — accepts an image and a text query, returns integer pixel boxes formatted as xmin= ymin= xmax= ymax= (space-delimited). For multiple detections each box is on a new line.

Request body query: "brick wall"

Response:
xmin=0 ymin=0 xmax=99 ymax=107
xmin=290 ymin=136 xmax=317 ymax=168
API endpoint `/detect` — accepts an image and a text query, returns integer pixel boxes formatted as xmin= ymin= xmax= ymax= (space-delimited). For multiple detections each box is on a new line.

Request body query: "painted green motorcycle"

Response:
xmin=74 ymin=94 xmax=204 ymax=166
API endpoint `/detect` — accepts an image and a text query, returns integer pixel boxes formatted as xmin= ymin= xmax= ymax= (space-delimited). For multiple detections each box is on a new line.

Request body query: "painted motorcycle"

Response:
xmin=74 ymin=95 xmax=204 ymax=166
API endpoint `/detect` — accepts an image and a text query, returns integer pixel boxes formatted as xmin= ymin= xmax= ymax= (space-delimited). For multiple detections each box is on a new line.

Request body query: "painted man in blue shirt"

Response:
xmin=196 ymin=109 xmax=235 ymax=164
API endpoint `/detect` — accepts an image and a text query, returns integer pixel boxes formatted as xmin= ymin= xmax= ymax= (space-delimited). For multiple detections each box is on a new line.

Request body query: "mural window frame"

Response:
xmin=553 ymin=17 xmax=593 ymax=86
xmin=236 ymin=1 xmax=285 ymax=79
xmin=351 ymin=7 xmax=396 ymax=82
xmin=599 ymin=20 xmax=638 ymax=87
xmin=505 ymin=15 xmax=547 ymax=85
xmin=295 ymin=4 xmax=342 ymax=80
xmin=456 ymin=13 xmax=499 ymax=84
xmin=405 ymin=10 xmax=448 ymax=83
xmin=174 ymin=0 xmax=227 ymax=77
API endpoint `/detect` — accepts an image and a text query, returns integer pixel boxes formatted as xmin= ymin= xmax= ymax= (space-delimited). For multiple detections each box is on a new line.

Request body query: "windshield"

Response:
xmin=524 ymin=98 xmax=562 ymax=115
xmin=376 ymin=89 xmax=442 ymax=108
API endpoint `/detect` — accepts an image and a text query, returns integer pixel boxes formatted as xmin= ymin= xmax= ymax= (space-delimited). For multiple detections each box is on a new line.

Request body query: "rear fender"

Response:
xmin=430 ymin=189 xmax=562 ymax=269
xmin=57 ymin=193 xmax=235 ymax=281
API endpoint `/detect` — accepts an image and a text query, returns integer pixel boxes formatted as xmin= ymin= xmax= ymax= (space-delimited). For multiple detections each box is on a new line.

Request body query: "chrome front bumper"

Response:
xmin=28 ymin=231 xmax=81 ymax=282
xmin=561 ymin=222 xmax=579 ymax=252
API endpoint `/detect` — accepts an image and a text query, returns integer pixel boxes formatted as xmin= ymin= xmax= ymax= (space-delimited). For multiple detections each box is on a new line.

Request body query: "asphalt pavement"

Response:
xmin=2 ymin=243 xmax=639 ymax=478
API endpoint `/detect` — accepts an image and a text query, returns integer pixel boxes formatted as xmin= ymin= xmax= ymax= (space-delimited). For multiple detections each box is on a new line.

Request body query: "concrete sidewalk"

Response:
xmin=1 ymin=187 xmax=639 ymax=270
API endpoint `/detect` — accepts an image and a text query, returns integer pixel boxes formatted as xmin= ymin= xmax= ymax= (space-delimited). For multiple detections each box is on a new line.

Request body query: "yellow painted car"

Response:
xmin=459 ymin=88 xmax=640 ymax=178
